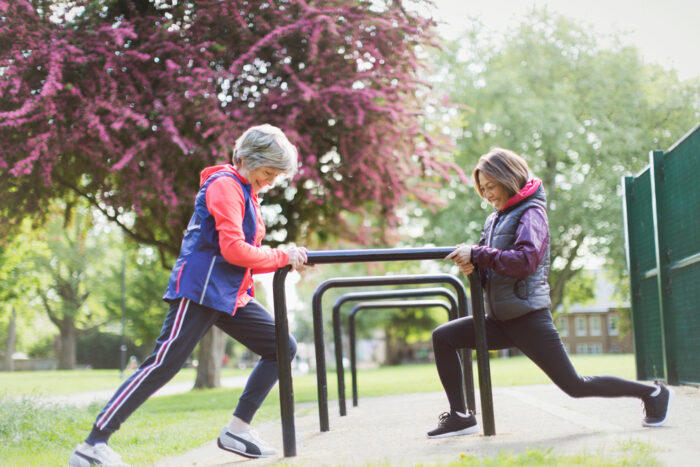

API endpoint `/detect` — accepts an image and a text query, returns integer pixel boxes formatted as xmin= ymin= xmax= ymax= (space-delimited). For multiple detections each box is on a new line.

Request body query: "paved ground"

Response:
xmin=157 ymin=384 xmax=700 ymax=466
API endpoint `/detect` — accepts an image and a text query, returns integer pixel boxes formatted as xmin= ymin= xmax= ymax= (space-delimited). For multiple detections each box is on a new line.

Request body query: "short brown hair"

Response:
xmin=473 ymin=148 xmax=530 ymax=198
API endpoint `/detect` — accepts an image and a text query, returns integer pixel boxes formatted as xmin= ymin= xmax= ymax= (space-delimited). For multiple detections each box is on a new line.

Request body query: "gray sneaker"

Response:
xmin=217 ymin=426 xmax=276 ymax=459
xmin=68 ymin=442 xmax=128 ymax=466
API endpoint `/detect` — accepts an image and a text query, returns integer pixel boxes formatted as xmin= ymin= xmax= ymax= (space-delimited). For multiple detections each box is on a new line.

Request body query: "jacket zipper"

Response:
xmin=199 ymin=257 xmax=216 ymax=303
xmin=486 ymin=213 xmax=501 ymax=319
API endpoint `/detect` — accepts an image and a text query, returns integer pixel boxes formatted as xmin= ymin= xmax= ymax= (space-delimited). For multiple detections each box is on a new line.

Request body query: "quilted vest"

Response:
xmin=481 ymin=185 xmax=551 ymax=320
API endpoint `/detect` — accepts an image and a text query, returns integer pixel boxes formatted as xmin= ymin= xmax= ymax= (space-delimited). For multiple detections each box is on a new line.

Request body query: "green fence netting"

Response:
xmin=623 ymin=124 xmax=700 ymax=385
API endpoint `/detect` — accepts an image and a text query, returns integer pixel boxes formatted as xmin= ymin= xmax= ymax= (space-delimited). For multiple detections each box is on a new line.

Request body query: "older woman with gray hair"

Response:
xmin=70 ymin=125 xmax=308 ymax=466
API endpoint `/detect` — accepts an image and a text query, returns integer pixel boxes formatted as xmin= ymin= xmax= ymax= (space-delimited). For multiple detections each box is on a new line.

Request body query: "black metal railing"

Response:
xmin=332 ymin=287 xmax=461 ymax=415
xmin=314 ymin=274 xmax=472 ymax=431
xmin=347 ymin=299 xmax=451 ymax=407
xmin=272 ymin=247 xmax=494 ymax=457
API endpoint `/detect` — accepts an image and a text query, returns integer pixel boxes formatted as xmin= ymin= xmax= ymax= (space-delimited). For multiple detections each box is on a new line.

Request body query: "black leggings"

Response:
xmin=432 ymin=308 xmax=654 ymax=414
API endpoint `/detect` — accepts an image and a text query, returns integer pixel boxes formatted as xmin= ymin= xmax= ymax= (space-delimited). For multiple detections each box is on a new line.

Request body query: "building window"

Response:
xmin=590 ymin=316 xmax=602 ymax=336
xmin=556 ymin=316 xmax=569 ymax=337
xmin=575 ymin=316 xmax=587 ymax=336
xmin=608 ymin=315 xmax=619 ymax=336
xmin=576 ymin=343 xmax=602 ymax=354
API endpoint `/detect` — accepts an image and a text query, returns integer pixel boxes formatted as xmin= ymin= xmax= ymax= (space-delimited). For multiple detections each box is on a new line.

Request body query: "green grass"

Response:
xmin=427 ymin=441 xmax=659 ymax=466
xmin=0 ymin=354 xmax=642 ymax=466
xmin=0 ymin=367 xmax=249 ymax=397
xmin=337 ymin=354 xmax=636 ymax=397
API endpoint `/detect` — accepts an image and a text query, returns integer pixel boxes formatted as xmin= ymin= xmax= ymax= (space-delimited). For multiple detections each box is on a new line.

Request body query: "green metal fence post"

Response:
xmin=649 ymin=150 xmax=677 ymax=385
xmin=622 ymin=175 xmax=645 ymax=381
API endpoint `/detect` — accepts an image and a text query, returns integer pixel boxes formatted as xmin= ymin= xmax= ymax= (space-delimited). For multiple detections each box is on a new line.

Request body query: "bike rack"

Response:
xmin=316 ymin=274 xmax=472 ymax=431
xmin=332 ymin=287 xmax=463 ymax=416
xmin=272 ymin=247 xmax=494 ymax=457
xmin=347 ymin=299 xmax=452 ymax=407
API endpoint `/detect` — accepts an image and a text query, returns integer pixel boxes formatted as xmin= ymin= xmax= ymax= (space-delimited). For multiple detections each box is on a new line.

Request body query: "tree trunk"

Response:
xmin=57 ymin=322 xmax=77 ymax=369
xmin=383 ymin=329 xmax=406 ymax=365
xmin=4 ymin=307 xmax=17 ymax=371
xmin=194 ymin=327 xmax=224 ymax=388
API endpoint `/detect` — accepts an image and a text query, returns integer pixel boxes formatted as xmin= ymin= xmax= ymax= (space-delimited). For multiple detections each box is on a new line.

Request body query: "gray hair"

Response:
xmin=232 ymin=124 xmax=298 ymax=177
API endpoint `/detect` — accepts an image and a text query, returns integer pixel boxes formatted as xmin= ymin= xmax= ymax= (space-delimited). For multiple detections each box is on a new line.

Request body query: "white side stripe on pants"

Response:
xmin=95 ymin=298 xmax=190 ymax=430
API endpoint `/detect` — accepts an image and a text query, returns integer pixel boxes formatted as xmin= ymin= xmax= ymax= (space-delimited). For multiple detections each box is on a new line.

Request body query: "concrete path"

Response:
xmin=157 ymin=384 xmax=700 ymax=466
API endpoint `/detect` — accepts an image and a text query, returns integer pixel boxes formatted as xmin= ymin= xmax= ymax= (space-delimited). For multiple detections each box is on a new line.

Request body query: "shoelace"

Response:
xmin=247 ymin=428 xmax=272 ymax=449
xmin=437 ymin=411 xmax=451 ymax=426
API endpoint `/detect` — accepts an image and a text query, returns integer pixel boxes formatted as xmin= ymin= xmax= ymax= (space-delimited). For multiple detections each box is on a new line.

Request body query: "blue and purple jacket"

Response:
xmin=163 ymin=165 xmax=288 ymax=315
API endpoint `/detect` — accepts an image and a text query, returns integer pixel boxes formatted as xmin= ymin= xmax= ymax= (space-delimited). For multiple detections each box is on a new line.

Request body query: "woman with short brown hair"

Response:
xmin=426 ymin=148 xmax=673 ymax=438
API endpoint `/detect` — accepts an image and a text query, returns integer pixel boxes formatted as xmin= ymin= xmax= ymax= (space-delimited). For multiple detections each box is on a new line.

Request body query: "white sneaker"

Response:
xmin=68 ymin=442 xmax=128 ymax=466
xmin=217 ymin=426 xmax=276 ymax=459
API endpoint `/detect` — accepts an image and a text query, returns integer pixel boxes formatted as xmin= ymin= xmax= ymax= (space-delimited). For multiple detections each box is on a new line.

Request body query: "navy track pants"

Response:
xmin=92 ymin=298 xmax=296 ymax=435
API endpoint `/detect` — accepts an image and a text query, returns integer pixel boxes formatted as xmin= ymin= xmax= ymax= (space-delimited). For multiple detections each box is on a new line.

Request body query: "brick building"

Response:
xmin=555 ymin=309 xmax=633 ymax=354
xmin=554 ymin=271 xmax=633 ymax=354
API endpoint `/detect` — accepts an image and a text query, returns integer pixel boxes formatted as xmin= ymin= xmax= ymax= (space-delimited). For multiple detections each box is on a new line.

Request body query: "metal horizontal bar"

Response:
xmin=350 ymin=299 xmax=451 ymax=314
xmin=670 ymin=252 xmax=700 ymax=271
xmin=306 ymin=247 xmax=454 ymax=264
xmin=643 ymin=268 xmax=658 ymax=279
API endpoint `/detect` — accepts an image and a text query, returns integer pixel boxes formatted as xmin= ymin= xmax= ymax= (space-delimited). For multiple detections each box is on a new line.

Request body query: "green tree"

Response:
xmin=420 ymin=10 xmax=699 ymax=310
xmin=0 ymin=224 xmax=39 ymax=370
xmin=98 ymin=242 xmax=170 ymax=349
xmin=31 ymin=202 xmax=120 ymax=369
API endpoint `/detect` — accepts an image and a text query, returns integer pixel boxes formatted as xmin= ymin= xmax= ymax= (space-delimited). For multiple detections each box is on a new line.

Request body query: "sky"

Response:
xmin=428 ymin=0 xmax=700 ymax=80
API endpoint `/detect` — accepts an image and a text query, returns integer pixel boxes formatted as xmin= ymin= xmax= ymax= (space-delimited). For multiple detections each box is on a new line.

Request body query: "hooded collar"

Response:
xmin=499 ymin=178 xmax=542 ymax=212
xmin=199 ymin=164 xmax=250 ymax=186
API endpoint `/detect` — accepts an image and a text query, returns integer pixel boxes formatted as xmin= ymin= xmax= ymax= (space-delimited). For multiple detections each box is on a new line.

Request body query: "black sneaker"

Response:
xmin=427 ymin=411 xmax=479 ymax=438
xmin=642 ymin=382 xmax=674 ymax=427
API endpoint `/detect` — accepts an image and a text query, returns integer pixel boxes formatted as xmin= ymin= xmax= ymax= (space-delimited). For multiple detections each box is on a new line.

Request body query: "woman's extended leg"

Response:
xmin=502 ymin=309 xmax=656 ymax=399
xmin=88 ymin=299 xmax=219 ymax=441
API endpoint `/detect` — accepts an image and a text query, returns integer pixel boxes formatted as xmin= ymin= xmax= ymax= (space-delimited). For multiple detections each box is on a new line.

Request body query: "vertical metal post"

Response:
xmin=622 ymin=174 xmax=645 ymax=381
xmin=649 ymin=150 xmax=677 ymax=384
xmin=311 ymin=288 xmax=330 ymax=431
xmin=349 ymin=313 xmax=358 ymax=407
xmin=273 ymin=266 xmax=296 ymax=457
xmin=469 ymin=271 xmax=495 ymax=435
xmin=456 ymin=282 xmax=474 ymax=415
xmin=332 ymin=304 xmax=347 ymax=416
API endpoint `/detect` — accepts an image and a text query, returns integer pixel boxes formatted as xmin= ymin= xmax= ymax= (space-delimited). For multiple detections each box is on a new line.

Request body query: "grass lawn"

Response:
xmin=0 ymin=367 xmax=249 ymax=397
xmin=0 ymin=354 xmax=645 ymax=466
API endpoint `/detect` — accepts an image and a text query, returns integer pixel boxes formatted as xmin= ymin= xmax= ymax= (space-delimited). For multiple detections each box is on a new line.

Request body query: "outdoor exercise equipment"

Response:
xmin=272 ymin=247 xmax=494 ymax=457
xmin=346 ymin=299 xmax=452 ymax=408
xmin=331 ymin=286 xmax=463 ymax=416
xmin=316 ymin=274 xmax=472 ymax=431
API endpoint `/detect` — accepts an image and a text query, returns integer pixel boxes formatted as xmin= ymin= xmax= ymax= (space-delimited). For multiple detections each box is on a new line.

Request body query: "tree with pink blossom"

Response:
xmin=1 ymin=0 xmax=458 ymax=381
xmin=1 ymin=0 xmax=457 ymax=259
